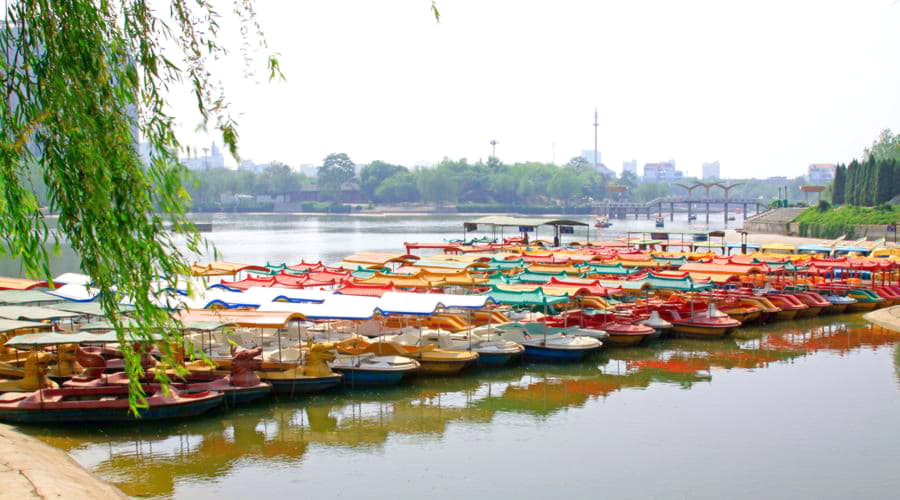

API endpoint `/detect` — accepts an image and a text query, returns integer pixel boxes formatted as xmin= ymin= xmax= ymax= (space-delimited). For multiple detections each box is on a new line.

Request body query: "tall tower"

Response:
xmin=593 ymin=107 xmax=599 ymax=168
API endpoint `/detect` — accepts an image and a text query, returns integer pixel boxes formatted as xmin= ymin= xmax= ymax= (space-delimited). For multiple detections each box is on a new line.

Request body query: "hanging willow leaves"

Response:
xmin=0 ymin=0 xmax=278 ymax=413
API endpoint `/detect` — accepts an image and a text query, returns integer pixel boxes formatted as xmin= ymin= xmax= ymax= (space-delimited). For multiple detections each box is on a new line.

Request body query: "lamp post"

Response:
xmin=490 ymin=140 xmax=498 ymax=158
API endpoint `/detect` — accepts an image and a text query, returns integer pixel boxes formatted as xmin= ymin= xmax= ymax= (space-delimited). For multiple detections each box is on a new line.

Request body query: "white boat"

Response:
xmin=329 ymin=353 xmax=419 ymax=386
xmin=491 ymin=323 xmax=602 ymax=362
xmin=418 ymin=330 xmax=524 ymax=367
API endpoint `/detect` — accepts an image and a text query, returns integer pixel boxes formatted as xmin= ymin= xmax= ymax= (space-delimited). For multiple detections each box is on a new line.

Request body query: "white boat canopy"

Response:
xmin=0 ymin=305 xmax=82 ymax=321
xmin=52 ymin=273 xmax=92 ymax=286
xmin=46 ymin=284 xmax=101 ymax=302
xmin=259 ymin=295 xmax=383 ymax=320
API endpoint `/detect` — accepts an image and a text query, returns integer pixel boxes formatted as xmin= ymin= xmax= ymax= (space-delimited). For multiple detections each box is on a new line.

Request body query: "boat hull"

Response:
xmin=847 ymin=301 xmax=878 ymax=312
xmin=671 ymin=324 xmax=734 ymax=339
xmin=794 ymin=306 xmax=821 ymax=318
xmin=522 ymin=345 xmax=594 ymax=362
xmin=773 ymin=309 xmax=798 ymax=321
xmin=333 ymin=368 xmax=410 ymax=386
xmin=0 ymin=395 xmax=223 ymax=424
xmin=266 ymin=375 xmax=342 ymax=396
xmin=217 ymin=385 xmax=273 ymax=407
xmin=416 ymin=359 xmax=474 ymax=376
xmin=604 ymin=334 xmax=649 ymax=347
xmin=475 ymin=351 xmax=521 ymax=367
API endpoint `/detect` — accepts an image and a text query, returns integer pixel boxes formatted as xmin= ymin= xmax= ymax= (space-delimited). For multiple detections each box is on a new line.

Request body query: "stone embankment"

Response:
xmin=0 ymin=424 xmax=126 ymax=499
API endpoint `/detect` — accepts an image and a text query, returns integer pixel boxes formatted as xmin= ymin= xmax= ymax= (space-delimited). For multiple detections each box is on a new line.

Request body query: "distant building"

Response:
xmin=643 ymin=162 xmax=683 ymax=182
xmin=238 ymin=159 xmax=269 ymax=173
xmin=762 ymin=176 xmax=788 ymax=184
xmin=578 ymin=150 xmax=614 ymax=176
xmin=181 ymin=142 xmax=225 ymax=171
xmin=622 ymin=159 xmax=637 ymax=176
xmin=702 ymin=161 xmax=721 ymax=180
xmin=581 ymin=150 xmax=602 ymax=166
xmin=807 ymin=163 xmax=835 ymax=184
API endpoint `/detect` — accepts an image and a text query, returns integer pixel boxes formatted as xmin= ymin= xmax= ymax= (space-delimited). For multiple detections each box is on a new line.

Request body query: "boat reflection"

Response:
xmin=19 ymin=316 xmax=900 ymax=498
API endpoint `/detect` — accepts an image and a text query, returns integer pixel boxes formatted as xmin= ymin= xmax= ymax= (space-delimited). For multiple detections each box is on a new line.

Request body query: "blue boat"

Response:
xmin=522 ymin=345 xmax=592 ymax=362
xmin=476 ymin=350 xmax=523 ymax=367
xmin=331 ymin=354 xmax=420 ymax=387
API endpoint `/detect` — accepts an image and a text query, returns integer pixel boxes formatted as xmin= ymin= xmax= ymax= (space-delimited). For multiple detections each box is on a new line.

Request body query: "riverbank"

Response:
xmin=0 ymin=424 xmax=126 ymax=499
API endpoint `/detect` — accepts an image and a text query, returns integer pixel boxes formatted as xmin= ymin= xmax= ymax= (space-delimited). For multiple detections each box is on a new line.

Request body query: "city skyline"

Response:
xmin=168 ymin=0 xmax=900 ymax=179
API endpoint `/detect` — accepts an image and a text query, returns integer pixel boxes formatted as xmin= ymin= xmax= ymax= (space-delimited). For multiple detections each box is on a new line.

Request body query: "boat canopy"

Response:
xmin=6 ymin=330 xmax=166 ymax=347
xmin=0 ymin=290 xmax=60 ymax=305
xmin=0 ymin=277 xmax=48 ymax=290
xmin=834 ymin=246 xmax=870 ymax=255
xmin=480 ymin=287 xmax=569 ymax=306
xmin=0 ymin=319 xmax=50 ymax=333
xmin=0 ymin=305 xmax=82 ymax=321
xmin=582 ymin=263 xmax=638 ymax=276
xmin=46 ymin=283 xmax=100 ymax=302
xmin=465 ymin=215 xmax=588 ymax=228
xmin=342 ymin=252 xmax=417 ymax=268
xmin=725 ymin=243 xmax=761 ymax=250
xmin=258 ymin=296 xmax=383 ymax=320
xmin=797 ymin=244 xmax=833 ymax=254
xmin=760 ymin=243 xmax=797 ymax=254
xmin=190 ymin=261 xmax=268 ymax=277
xmin=52 ymin=273 xmax=92 ymax=286
xmin=175 ymin=309 xmax=304 ymax=328
xmin=48 ymin=302 xmax=135 ymax=316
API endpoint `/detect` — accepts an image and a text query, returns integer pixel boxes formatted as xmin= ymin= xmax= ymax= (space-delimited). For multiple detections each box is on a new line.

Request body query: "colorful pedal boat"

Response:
xmin=600 ymin=322 xmax=656 ymax=347
xmin=665 ymin=305 xmax=741 ymax=339
xmin=337 ymin=338 xmax=478 ymax=376
xmin=493 ymin=323 xmax=602 ymax=362
xmin=0 ymin=385 xmax=223 ymax=424
xmin=847 ymin=289 xmax=884 ymax=311
xmin=64 ymin=372 xmax=272 ymax=407
xmin=330 ymin=354 xmax=420 ymax=386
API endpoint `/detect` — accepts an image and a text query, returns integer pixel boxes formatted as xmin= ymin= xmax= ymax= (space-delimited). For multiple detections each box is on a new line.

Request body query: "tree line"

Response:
xmin=831 ymin=129 xmax=900 ymax=207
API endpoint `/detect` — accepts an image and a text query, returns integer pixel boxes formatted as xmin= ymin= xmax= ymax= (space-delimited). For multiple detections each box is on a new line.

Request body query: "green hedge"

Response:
xmin=795 ymin=205 xmax=898 ymax=238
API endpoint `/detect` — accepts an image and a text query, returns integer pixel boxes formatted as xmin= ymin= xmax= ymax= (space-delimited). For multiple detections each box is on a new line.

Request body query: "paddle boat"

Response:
xmin=493 ymin=322 xmax=602 ymax=362
xmin=791 ymin=292 xmax=832 ymax=316
xmin=661 ymin=303 xmax=741 ymax=339
xmin=329 ymin=352 xmax=420 ymax=386
xmin=594 ymin=215 xmax=612 ymax=228
xmin=0 ymin=385 xmax=223 ymax=424
xmin=0 ymin=351 xmax=57 ymax=393
xmin=718 ymin=303 xmax=762 ymax=324
xmin=416 ymin=330 xmax=524 ymax=367
xmin=256 ymin=343 xmax=343 ymax=395
xmin=846 ymin=289 xmax=884 ymax=311
xmin=736 ymin=296 xmax=782 ymax=323
xmin=600 ymin=322 xmax=656 ymax=347
xmin=819 ymin=294 xmax=855 ymax=313
xmin=639 ymin=310 xmax=673 ymax=340
xmin=67 ymin=347 xmax=273 ymax=407
xmin=763 ymin=293 xmax=808 ymax=319
xmin=337 ymin=337 xmax=478 ymax=376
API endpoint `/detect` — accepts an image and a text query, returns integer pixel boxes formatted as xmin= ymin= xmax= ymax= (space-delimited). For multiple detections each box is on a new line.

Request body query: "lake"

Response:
xmin=6 ymin=214 xmax=899 ymax=499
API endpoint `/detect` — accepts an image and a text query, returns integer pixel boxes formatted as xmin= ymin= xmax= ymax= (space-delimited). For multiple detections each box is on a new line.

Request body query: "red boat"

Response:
xmin=764 ymin=293 xmax=809 ymax=319
xmin=659 ymin=304 xmax=741 ymax=339
xmin=792 ymin=292 xmax=831 ymax=315
xmin=601 ymin=322 xmax=656 ymax=347
xmin=0 ymin=385 xmax=223 ymax=424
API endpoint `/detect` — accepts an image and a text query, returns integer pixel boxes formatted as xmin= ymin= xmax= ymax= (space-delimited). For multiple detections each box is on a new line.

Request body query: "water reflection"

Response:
xmin=19 ymin=315 xmax=900 ymax=498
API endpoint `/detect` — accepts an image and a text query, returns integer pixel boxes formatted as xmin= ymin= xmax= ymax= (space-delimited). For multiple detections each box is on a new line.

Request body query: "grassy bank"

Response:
xmin=795 ymin=205 xmax=898 ymax=238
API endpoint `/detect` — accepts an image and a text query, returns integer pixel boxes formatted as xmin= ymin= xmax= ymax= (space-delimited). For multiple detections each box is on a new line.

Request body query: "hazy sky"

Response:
xmin=171 ymin=0 xmax=900 ymax=178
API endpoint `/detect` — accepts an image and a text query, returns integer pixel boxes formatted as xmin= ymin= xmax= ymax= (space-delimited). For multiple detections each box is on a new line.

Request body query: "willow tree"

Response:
xmin=0 ymin=1 xmax=280 ymax=411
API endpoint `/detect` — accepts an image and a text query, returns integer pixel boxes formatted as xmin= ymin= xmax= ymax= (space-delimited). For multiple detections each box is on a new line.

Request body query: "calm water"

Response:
xmin=6 ymin=214 xmax=900 ymax=499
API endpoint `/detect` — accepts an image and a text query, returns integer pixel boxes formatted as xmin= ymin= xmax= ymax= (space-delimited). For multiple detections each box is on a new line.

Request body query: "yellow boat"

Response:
xmin=738 ymin=296 xmax=784 ymax=322
xmin=337 ymin=337 xmax=477 ymax=376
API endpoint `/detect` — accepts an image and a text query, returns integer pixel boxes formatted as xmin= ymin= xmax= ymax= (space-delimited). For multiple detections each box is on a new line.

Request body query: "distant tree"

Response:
xmin=416 ymin=168 xmax=458 ymax=205
xmin=548 ymin=169 xmax=581 ymax=205
xmin=360 ymin=160 xmax=406 ymax=201
xmin=620 ymin=171 xmax=639 ymax=192
xmin=566 ymin=156 xmax=592 ymax=169
xmin=864 ymin=129 xmax=900 ymax=163
xmin=318 ymin=153 xmax=356 ymax=202
xmin=375 ymin=172 xmax=420 ymax=203
xmin=832 ymin=164 xmax=846 ymax=205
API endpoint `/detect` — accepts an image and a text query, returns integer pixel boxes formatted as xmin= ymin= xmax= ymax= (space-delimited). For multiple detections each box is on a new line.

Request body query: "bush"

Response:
xmin=817 ymin=200 xmax=831 ymax=212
